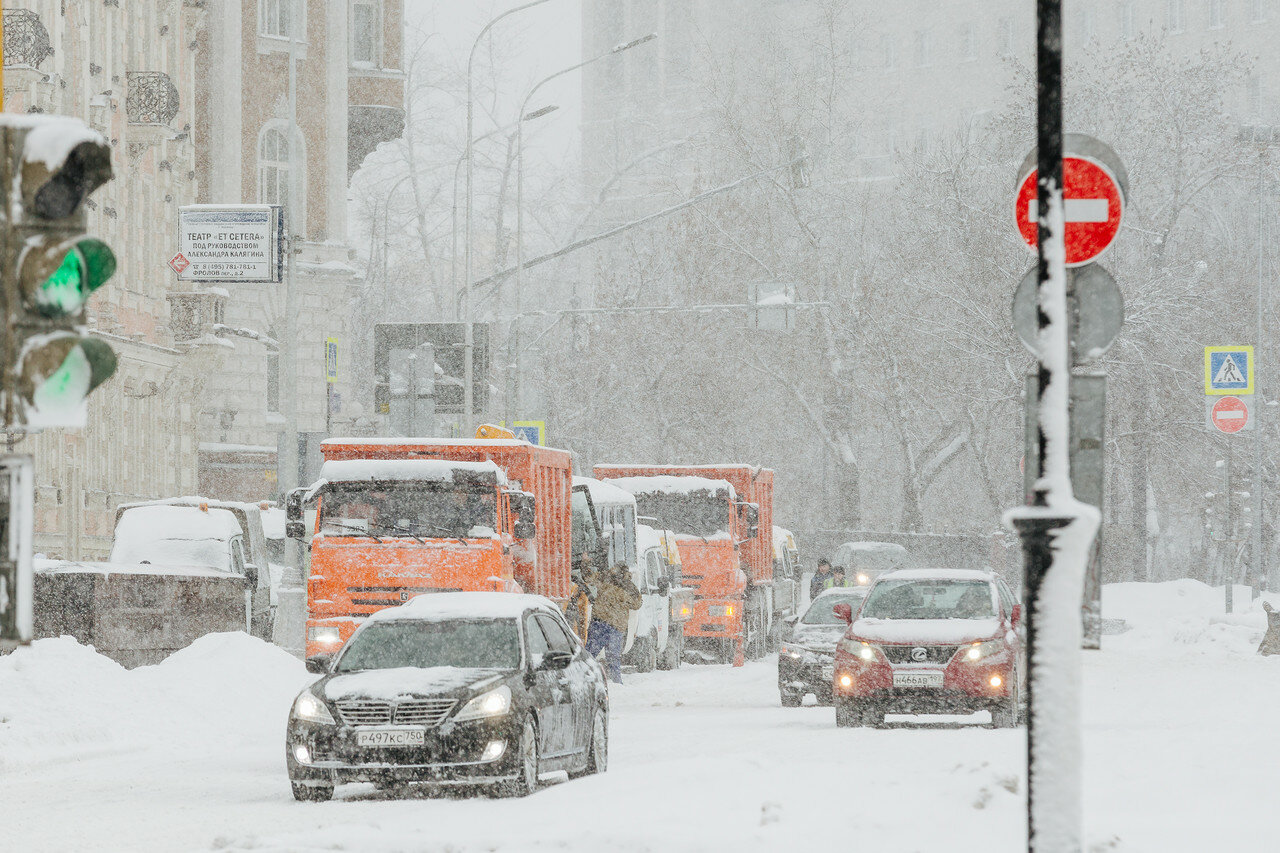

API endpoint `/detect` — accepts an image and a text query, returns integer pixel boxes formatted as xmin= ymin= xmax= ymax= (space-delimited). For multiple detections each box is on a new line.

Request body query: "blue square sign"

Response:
xmin=1205 ymin=346 xmax=1253 ymax=395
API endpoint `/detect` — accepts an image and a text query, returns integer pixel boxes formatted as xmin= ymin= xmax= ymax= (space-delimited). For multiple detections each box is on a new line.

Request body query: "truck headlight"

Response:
xmin=307 ymin=625 xmax=342 ymax=646
xmin=454 ymin=685 xmax=512 ymax=722
xmin=291 ymin=691 xmax=335 ymax=725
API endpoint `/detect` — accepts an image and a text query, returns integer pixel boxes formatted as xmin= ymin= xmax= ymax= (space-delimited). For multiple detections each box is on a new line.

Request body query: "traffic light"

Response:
xmin=0 ymin=115 xmax=117 ymax=428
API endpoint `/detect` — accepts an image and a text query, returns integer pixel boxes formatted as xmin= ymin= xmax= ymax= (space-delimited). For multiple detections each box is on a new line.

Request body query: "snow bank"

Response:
xmin=0 ymin=633 xmax=311 ymax=771
xmin=1103 ymin=579 xmax=1274 ymax=656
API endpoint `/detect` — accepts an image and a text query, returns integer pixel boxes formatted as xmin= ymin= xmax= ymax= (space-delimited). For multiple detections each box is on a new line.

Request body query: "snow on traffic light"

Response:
xmin=0 ymin=115 xmax=118 ymax=429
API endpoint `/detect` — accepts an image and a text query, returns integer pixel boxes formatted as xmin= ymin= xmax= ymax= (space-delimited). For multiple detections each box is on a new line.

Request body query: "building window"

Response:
xmin=913 ymin=29 xmax=932 ymax=67
xmin=1210 ymin=0 xmax=1225 ymax=28
xmin=351 ymin=1 xmax=382 ymax=67
xmin=1120 ymin=1 xmax=1137 ymax=38
xmin=998 ymin=17 xmax=1015 ymax=57
xmin=258 ymin=122 xmax=306 ymax=232
xmin=959 ymin=23 xmax=976 ymax=61
xmin=1251 ymin=0 xmax=1267 ymax=23
xmin=881 ymin=34 xmax=897 ymax=70
xmin=1167 ymin=0 xmax=1185 ymax=31
xmin=260 ymin=0 xmax=296 ymax=38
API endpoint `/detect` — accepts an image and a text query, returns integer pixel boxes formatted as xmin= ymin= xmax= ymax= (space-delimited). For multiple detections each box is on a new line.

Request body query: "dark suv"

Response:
xmin=286 ymin=592 xmax=608 ymax=800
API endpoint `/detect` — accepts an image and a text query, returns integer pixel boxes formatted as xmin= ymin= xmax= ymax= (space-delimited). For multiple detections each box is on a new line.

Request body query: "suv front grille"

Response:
xmin=334 ymin=698 xmax=457 ymax=727
xmin=883 ymin=645 xmax=959 ymax=665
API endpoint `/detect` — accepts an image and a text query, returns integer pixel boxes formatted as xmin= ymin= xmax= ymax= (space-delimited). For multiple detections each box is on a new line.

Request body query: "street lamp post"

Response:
xmin=465 ymin=0 xmax=558 ymax=433
xmin=507 ymin=34 xmax=658 ymax=425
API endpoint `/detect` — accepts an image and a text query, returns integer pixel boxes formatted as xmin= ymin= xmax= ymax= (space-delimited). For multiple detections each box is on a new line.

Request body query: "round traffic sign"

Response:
xmin=1211 ymin=396 xmax=1250 ymax=434
xmin=1012 ymin=263 xmax=1125 ymax=362
xmin=1015 ymin=156 xmax=1124 ymax=266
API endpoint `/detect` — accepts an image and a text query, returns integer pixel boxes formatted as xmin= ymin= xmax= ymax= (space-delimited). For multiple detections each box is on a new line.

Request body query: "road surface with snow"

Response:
xmin=3 ymin=580 xmax=1277 ymax=852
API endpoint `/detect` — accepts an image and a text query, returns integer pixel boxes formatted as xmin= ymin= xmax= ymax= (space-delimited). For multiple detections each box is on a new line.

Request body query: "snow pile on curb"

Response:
xmin=1103 ymin=579 xmax=1275 ymax=655
xmin=0 ymin=633 xmax=311 ymax=770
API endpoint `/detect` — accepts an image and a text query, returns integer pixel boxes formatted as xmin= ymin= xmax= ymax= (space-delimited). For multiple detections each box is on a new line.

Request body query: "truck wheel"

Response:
xmin=634 ymin=631 xmax=658 ymax=673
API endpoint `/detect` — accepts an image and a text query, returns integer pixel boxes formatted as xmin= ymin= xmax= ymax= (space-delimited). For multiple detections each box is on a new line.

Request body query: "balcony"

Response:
xmin=3 ymin=10 xmax=53 ymax=70
xmin=126 ymin=71 xmax=180 ymax=126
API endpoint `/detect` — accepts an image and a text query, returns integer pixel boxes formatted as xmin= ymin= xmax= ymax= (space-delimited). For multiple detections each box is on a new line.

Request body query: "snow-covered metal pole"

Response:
xmin=1007 ymin=2 xmax=1101 ymax=851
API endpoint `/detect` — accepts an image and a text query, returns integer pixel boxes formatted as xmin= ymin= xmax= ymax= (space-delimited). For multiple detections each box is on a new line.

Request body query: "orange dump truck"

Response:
xmin=290 ymin=438 xmax=575 ymax=658
xmin=593 ymin=465 xmax=774 ymax=665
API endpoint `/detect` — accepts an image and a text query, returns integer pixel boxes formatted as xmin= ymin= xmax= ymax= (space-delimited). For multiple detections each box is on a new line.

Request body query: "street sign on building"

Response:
xmin=176 ymin=205 xmax=283 ymax=283
xmin=325 ymin=338 xmax=338 ymax=383
xmin=512 ymin=421 xmax=546 ymax=446
xmin=1014 ymin=134 xmax=1128 ymax=267
xmin=1208 ymin=395 xmax=1253 ymax=433
xmin=1204 ymin=346 xmax=1253 ymax=395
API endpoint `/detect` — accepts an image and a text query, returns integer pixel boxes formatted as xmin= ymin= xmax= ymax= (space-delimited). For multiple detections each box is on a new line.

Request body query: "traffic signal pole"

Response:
xmin=1007 ymin=3 xmax=1101 ymax=851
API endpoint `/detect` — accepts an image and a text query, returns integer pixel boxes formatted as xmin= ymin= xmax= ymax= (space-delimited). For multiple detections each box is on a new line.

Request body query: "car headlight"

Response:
xmin=454 ymin=685 xmax=513 ymax=722
xmin=780 ymin=643 xmax=807 ymax=659
xmin=965 ymin=640 xmax=1006 ymax=662
xmin=307 ymin=625 xmax=342 ymax=646
xmin=291 ymin=691 xmax=335 ymax=725
xmin=840 ymin=639 xmax=882 ymax=661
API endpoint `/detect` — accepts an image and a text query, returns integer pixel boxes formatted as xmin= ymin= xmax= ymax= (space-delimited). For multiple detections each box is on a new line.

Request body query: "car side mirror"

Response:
xmin=305 ymin=654 xmax=332 ymax=674
xmin=1011 ymin=604 xmax=1023 ymax=627
xmin=783 ymin=614 xmax=799 ymax=626
xmin=541 ymin=650 xmax=573 ymax=671
xmin=243 ymin=564 xmax=260 ymax=589
xmin=832 ymin=603 xmax=852 ymax=624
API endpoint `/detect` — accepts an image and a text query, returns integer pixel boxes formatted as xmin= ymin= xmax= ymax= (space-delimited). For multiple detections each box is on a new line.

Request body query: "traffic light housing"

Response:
xmin=1 ymin=116 xmax=117 ymax=429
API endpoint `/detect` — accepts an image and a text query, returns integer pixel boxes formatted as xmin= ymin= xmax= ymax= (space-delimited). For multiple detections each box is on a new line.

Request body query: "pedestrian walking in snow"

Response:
xmin=585 ymin=563 xmax=642 ymax=683
xmin=810 ymin=558 xmax=833 ymax=599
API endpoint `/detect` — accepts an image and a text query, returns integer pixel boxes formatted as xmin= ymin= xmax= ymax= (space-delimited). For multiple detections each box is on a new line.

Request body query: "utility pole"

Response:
xmin=276 ymin=0 xmax=305 ymax=656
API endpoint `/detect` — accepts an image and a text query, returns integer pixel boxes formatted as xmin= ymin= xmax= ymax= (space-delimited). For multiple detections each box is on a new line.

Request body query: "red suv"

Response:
xmin=831 ymin=569 xmax=1023 ymax=727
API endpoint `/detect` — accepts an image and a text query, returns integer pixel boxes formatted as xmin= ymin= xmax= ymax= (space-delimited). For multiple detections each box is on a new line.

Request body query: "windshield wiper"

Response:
xmin=323 ymin=522 xmax=383 ymax=543
xmin=377 ymin=523 xmax=425 ymax=545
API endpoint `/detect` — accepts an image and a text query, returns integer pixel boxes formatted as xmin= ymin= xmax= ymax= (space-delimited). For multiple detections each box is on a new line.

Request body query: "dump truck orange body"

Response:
xmin=303 ymin=439 xmax=573 ymax=658
xmin=592 ymin=464 xmax=774 ymax=663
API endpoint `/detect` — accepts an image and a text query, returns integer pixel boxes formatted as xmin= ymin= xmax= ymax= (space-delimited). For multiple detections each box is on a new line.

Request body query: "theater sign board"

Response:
xmin=176 ymin=205 xmax=284 ymax=283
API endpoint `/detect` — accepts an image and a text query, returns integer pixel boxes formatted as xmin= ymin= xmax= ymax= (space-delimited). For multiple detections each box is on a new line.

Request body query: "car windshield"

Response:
xmin=859 ymin=579 xmax=996 ymax=620
xmin=335 ymin=618 xmax=520 ymax=672
xmin=629 ymin=489 xmax=729 ymax=538
xmin=319 ymin=483 xmax=497 ymax=538
xmin=802 ymin=592 xmax=867 ymax=624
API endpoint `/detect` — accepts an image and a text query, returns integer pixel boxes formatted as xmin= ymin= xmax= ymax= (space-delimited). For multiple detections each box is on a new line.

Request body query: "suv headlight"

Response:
xmin=964 ymin=640 xmax=1006 ymax=662
xmin=840 ymin=639 xmax=883 ymax=662
xmin=454 ymin=685 xmax=513 ymax=722
xmin=291 ymin=690 xmax=335 ymax=725
xmin=780 ymin=643 xmax=807 ymax=659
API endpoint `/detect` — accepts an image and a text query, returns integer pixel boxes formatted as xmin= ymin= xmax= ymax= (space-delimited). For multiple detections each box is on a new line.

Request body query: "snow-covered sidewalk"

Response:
xmin=2 ymin=580 xmax=1276 ymax=852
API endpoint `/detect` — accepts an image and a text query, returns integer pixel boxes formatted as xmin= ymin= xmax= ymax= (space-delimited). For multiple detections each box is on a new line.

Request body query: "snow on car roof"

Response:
xmin=573 ymin=476 xmax=639 ymax=508
xmin=33 ymin=559 xmax=239 ymax=580
xmin=636 ymin=523 xmax=664 ymax=554
xmin=602 ymin=474 xmax=736 ymax=499
xmin=838 ymin=541 xmax=909 ymax=554
xmin=772 ymin=525 xmax=794 ymax=550
xmin=367 ymin=591 xmax=561 ymax=623
xmin=875 ymin=568 xmax=995 ymax=582
xmin=322 ymin=437 xmax=532 ymax=448
xmin=317 ymin=459 xmax=506 ymax=486
xmin=115 ymin=504 xmax=243 ymax=542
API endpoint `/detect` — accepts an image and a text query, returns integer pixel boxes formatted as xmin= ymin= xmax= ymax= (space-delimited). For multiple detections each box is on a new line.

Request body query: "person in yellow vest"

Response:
xmin=823 ymin=566 xmax=850 ymax=590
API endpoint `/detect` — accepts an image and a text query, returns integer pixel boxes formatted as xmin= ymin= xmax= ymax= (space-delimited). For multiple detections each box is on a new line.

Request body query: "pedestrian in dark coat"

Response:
xmin=810 ymin=558 xmax=834 ymax=600
xmin=585 ymin=563 xmax=642 ymax=683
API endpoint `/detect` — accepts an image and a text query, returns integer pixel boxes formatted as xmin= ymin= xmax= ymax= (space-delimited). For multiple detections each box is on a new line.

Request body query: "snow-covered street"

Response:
xmin=3 ymin=581 xmax=1276 ymax=852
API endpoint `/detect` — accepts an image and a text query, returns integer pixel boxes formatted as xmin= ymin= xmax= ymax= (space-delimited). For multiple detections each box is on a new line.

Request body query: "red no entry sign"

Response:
xmin=1015 ymin=156 xmax=1124 ymax=266
xmin=1211 ymin=396 xmax=1250 ymax=434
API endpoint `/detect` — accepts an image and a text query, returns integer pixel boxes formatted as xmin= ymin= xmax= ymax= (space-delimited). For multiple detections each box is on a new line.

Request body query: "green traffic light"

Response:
xmin=25 ymin=238 xmax=116 ymax=317
xmin=25 ymin=336 xmax=117 ymax=424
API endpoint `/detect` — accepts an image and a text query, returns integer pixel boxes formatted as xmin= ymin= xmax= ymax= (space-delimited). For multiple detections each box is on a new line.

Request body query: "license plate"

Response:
xmin=355 ymin=729 xmax=425 ymax=748
xmin=893 ymin=671 xmax=944 ymax=689
xmin=708 ymin=605 xmax=730 ymax=617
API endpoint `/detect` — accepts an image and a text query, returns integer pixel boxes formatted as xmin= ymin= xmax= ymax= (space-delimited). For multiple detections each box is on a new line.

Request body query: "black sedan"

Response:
xmin=286 ymin=592 xmax=609 ymax=801
xmin=778 ymin=588 xmax=869 ymax=706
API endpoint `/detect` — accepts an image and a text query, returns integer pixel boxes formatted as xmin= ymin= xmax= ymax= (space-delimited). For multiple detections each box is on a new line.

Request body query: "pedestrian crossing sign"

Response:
xmin=1204 ymin=346 xmax=1253 ymax=395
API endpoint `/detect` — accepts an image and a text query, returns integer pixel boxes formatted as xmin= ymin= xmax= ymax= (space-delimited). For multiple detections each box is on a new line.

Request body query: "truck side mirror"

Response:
xmin=285 ymin=521 xmax=307 ymax=540
xmin=243 ymin=564 xmax=260 ymax=589
xmin=656 ymin=576 xmax=671 ymax=595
